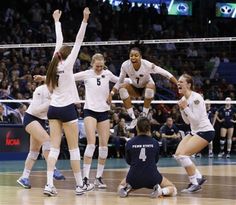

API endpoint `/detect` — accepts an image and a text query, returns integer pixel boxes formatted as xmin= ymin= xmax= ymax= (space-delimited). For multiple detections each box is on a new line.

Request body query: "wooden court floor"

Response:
xmin=0 ymin=157 xmax=236 ymax=205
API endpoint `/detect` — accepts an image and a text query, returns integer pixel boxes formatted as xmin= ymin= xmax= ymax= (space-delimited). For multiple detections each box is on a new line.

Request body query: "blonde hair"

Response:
xmin=91 ymin=53 xmax=107 ymax=68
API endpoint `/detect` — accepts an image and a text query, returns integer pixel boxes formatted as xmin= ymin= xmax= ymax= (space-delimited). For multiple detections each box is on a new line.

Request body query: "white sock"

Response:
xmin=22 ymin=168 xmax=31 ymax=179
xmin=47 ymin=171 xmax=54 ymax=186
xmin=83 ymin=164 xmax=91 ymax=179
xmin=74 ymin=172 xmax=83 ymax=187
xmin=189 ymin=174 xmax=198 ymax=185
xmin=127 ymin=108 xmax=135 ymax=120
xmin=96 ymin=164 xmax=105 ymax=178
xmin=195 ymin=169 xmax=202 ymax=179
xmin=142 ymin=107 xmax=149 ymax=115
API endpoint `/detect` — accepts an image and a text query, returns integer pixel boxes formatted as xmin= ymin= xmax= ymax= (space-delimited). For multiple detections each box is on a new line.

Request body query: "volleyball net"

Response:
xmin=0 ymin=36 xmax=236 ymax=108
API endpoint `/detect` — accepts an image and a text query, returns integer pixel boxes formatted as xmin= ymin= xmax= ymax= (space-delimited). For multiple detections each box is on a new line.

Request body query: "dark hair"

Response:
xmin=46 ymin=46 xmax=72 ymax=89
xmin=136 ymin=116 xmax=151 ymax=133
xmin=181 ymin=73 xmax=194 ymax=90
xmin=129 ymin=40 xmax=143 ymax=56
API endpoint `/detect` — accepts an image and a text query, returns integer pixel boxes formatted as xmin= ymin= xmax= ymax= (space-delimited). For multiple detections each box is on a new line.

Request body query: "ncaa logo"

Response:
xmin=177 ymin=3 xmax=189 ymax=14
xmin=220 ymin=5 xmax=233 ymax=15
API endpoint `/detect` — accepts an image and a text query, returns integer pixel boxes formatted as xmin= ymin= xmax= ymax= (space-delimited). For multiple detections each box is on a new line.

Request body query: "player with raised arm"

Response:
xmin=110 ymin=42 xmax=177 ymax=129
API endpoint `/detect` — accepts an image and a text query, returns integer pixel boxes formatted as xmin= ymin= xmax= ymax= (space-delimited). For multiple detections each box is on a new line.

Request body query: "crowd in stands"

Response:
xmin=0 ymin=0 xmax=236 ymax=156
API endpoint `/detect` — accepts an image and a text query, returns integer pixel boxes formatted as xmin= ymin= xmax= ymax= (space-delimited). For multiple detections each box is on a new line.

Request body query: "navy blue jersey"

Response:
xmin=218 ymin=106 xmax=236 ymax=123
xmin=125 ymin=135 xmax=162 ymax=189
xmin=160 ymin=124 xmax=179 ymax=135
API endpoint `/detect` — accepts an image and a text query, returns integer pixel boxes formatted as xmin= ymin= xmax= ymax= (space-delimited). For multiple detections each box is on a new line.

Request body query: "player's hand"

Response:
xmin=106 ymin=94 xmax=113 ymax=106
xmin=178 ymin=99 xmax=188 ymax=110
xmin=33 ymin=75 xmax=46 ymax=82
xmin=53 ymin=10 xmax=62 ymax=22
xmin=83 ymin=7 xmax=90 ymax=23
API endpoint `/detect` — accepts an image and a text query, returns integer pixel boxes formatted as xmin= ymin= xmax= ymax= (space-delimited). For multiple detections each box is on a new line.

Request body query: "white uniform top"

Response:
xmin=26 ymin=84 xmax=51 ymax=120
xmin=114 ymin=59 xmax=173 ymax=89
xmin=50 ymin=21 xmax=87 ymax=107
xmin=74 ymin=69 xmax=119 ymax=112
xmin=180 ymin=91 xmax=214 ymax=133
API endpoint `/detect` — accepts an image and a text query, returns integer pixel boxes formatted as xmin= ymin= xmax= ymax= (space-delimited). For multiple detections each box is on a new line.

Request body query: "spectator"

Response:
xmin=159 ymin=116 xmax=181 ymax=156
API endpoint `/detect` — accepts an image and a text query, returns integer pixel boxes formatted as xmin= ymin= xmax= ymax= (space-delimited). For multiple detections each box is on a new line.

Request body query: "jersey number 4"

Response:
xmin=139 ymin=148 xmax=147 ymax=162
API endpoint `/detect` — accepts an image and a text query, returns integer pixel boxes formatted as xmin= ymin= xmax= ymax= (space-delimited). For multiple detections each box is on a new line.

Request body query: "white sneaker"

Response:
xmin=118 ymin=184 xmax=132 ymax=198
xmin=150 ymin=184 xmax=162 ymax=198
xmin=82 ymin=177 xmax=95 ymax=192
xmin=226 ymin=153 xmax=230 ymax=158
xmin=218 ymin=152 xmax=224 ymax=158
xmin=43 ymin=184 xmax=57 ymax=197
xmin=126 ymin=119 xmax=137 ymax=129
xmin=94 ymin=177 xmax=107 ymax=189
xmin=75 ymin=186 xmax=85 ymax=195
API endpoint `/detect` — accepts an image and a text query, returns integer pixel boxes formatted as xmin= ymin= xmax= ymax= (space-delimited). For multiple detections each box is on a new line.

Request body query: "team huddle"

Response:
xmin=16 ymin=8 xmax=215 ymax=198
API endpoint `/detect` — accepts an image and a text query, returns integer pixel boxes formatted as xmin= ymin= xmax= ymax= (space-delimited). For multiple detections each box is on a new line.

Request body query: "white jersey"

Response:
xmin=114 ymin=59 xmax=173 ymax=89
xmin=74 ymin=69 xmax=118 ymax=112
xmin=180 ymin=91 xmax=214 ymax=133
xmin=26 ymin=84 xmax=51 ymax=120
xmin=50 ymin=21 xmax=87 ymax=107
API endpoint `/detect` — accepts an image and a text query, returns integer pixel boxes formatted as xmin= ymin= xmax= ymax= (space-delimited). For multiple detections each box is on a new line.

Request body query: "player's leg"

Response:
xmin=82 ymin=115 xmax=97 ymax=190
xmin=143 ymin=83 xmax=155 ymax=116
xmin=218 ymin=127 xmax=227 ymax=158
xmin=226 ymin=127 xmax=234 ymax=158
xmin=119 ymin=83 xmax=141 ymax=129
xmin=94 ymin=118 xmax=110 ymax=188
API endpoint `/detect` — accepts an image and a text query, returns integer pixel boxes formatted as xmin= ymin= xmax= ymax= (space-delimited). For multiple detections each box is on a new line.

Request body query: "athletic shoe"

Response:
xmin=208 ymin=152 xmax=214 ymax=158
xmin=53 ymin=169 xmax=66 ymax=180
xmin=181 ymin=184 xmax=201 ymax=193
xmin=218 ymin=152 xmax=224 ymax=158
xmin=197 ymin=176 xmax=207 ymax=185
xmin=94 ymin=177 xmax=107 ymax=189
xmin=150 ymin=184 xmax=162 ymax=198
xmin=126 ymin=119 xmax=137 ymax=129
xmin=82 ymin=177 xmax=95 ymax=191
xmin=118 ymin=184 xmax=132 ymax=198
xmin=75 ymin=185 xmax=85 ymax=195
xmin=226 ymin=153 xmax=230 ymax=158
xmin=43 ymin=184 xmax=57 ymax=197
xmin=17 ymin=178 xmax=31 ymax=189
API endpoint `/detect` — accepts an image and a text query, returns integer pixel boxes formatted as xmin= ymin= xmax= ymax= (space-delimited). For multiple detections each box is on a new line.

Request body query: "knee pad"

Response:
xmin=69 ymin=148 xmax=81 ymax=160
xmin=144 ymin=88 xmax=154 ymax=99
xmin=27 ymin=151 xmax=39 ymax=160
xmin=98 ymin=146 xmax=108 ymax=159
xmin=84 ymin=144 xmax=96 ymax=158
xmin=174 ymin=155 xmax=192 ymax=167
xmin=42 ymin=140 xmax=50 ymax=152
xmin=119 ymin=87 xmax=129 ymax=100
xmin=48 ymin=148 xmax=60 ymax=160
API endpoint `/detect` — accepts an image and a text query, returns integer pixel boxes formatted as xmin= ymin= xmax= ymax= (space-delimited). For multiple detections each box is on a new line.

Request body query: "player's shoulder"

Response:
xmin=121 ymin=60 xmax=131 ymax=68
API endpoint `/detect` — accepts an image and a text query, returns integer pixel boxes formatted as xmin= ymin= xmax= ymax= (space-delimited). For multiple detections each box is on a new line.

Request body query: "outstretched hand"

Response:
xmin=83 ymin=7 xmax=90 ymax=23
xmin=33 ymin=75 xmax=46 ymax=82
xmin=53 ymin=10 xmax=62 ymax=22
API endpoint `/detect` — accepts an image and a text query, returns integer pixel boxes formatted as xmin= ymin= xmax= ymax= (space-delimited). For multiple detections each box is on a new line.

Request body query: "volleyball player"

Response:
xmin=73 ymin=53 xmax=130 ymax=189
xmin=43 ymin=8 xmax=90 ymax=196
xmin=17 ymin=84 xmax=65 ymax=189
xmin=216 ymin=97 xmax=236 ymax=158
xmin=205 ymin=100 xmax=217 ymax=158
xmin=118 ymin=117 xmax=177 ymax=198
xmin=174 ymin=74 xmax=215 ymax=193
xmin=110 ymin=42 xmax=178 ymax=129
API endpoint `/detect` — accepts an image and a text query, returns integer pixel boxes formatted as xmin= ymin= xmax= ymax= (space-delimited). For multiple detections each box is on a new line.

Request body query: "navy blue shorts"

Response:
xmin=221 ymin=122 xmax=234 ymax=129
xmin=83 ymin=109 xmax=109 ymax=122
xmin=126 ymin=169 xmax=163 ymax=189
xmin=47 ymin=104 xmax=78 ymax=122
xmin=23 ymin=112 xmax=46 ymax=129
xmin=196 ymin=131 xmax=215 ymax=143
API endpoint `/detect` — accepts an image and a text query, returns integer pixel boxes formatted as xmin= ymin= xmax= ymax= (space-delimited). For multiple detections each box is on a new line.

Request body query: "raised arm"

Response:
xmin=65 ymin=7 xmax=90 ymax=67
xmin=53 ymin=10 xmax=63 ymax=55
